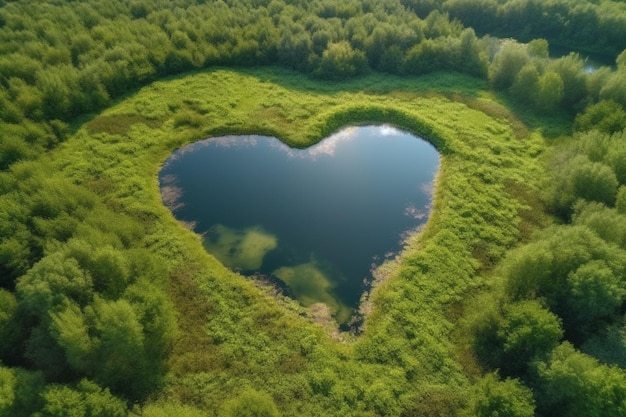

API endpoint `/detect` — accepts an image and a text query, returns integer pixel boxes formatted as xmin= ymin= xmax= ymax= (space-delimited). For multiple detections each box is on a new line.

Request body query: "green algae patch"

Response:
xmin=273 ymin=261 xmax=352 ymax=325
xmin=203 ymin=224 xmax=278 ymax=271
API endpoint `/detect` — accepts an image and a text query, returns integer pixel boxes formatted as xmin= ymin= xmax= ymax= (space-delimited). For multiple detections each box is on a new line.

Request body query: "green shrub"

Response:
xmin=219 ymin=388 xmax=281 ymax=417
xmin=473 ymin=300 xmax=563 ymax=377
xmin=471 ymin=373 xmax=535 ymax=417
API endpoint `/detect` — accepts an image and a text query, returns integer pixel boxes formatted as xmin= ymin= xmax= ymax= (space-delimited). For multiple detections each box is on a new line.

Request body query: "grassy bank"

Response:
xmin=28 ymin=67 xmax=548 ymax=415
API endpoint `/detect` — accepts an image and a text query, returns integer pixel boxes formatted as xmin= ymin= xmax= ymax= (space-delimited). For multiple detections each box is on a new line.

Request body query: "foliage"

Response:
xmin=1 ymin=0 xmax=626 ymax=415
xmin=470 ymin=373 xmax=535 ymax=417
xmin=542 ymin=129 xmax=626 ymax=219
xmin=574 ymin=100 xmax=626 ymax=134
xmin=427 ymin=0 xmax=626 ymax=57
xmin=473 ymin=300 xmax=563 ymax=377
xmin=8 ymin=243 xmax=176 ymax=400
xmin=489 ymin=41 xmax=531 ymax=90
xmin=502 ymin=224 xmax=626 ymax=338
xmin=132 ymin=403 xmax=207 ymax=417
xmin=572 ymin=200 xmax=626 ymax=248
xmin=0 ymin=366 xmax=45 ymax=417
xmin=218 ymin=388 xmax=281 ymax=417
xmin=468 ymin=123 xmax=626 ymax=415
xmin=312 ymin=41 xmax=368 ymax=80
xmin=37 ymin=379 xmax=127 ymax=417
xmin=535 ymin=343 xmax=626 ymax=417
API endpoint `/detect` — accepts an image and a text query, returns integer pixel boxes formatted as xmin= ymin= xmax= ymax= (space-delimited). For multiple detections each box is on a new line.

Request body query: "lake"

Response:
xmin=159 ymin=125 xmax=440 ymax=325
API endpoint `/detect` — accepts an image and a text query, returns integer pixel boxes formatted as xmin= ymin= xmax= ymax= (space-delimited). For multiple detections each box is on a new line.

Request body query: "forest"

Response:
xmin=1 ymin=0 xmax=626 ymax=416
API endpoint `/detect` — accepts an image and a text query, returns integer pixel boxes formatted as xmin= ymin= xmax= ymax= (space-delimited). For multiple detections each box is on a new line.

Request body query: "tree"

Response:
xmin=586 ymin=66 xmax=612 ymax=102
xmin=378 ymin=44 xmax=404 ymax=74
xmin=38 ymin=379 xmax=127 ymax=417
xmin=0 ymin=366 xmax=16 ymax=417
xmin=65 ymin=241 xmax=131 ymax=299
xmin=457 ymin=28 xmax=488 ymax=77
xmin=547 ymin=154 xmax=618 ymax=216
xmin=564 ymin=260 xmax=624 ymax=334
xmin=277 ymin=29 xmax=312 ymax=71
xmin=0 ymin=367 xmax=44 ymax=417
xmin=546 ymin=53 xmax=587 ymax=109
xmin=365 ymin=25 xmax=392 ymax=70
xmin=534 ymin=71 xmax=564 ymax=112
xmin=510 ymin=63 xmax=539 ymax=104
xmin=503 ymin=225 xmax=626 ymax=339
xmin=497 ymin=301 xmax=563 ymax=374
xmin=122 ymin=278 xmax=177 ymax=380
xmin=572 ymin=200 xmax=626 ymax=246
xmin=16 ymin=252 xmax=93 ymax=319
xmin=313 ymin=41 xmax=367 ymax=80
xmin=0 ymin=200 xmax=35 ymax=283
xmin=219 ymin=388 xmax=281 ymax=417
xmin=13 ymin=252 xmax=93 ymax=378
xmin=488 ymin=41 xmax=530 ymax=90
xmin=536 ymin=343 xmax=626 ymax=417
xmin=404 ymin=39 xmax=447 ymax=74
xmin=473 ymin=300 xmax=563 ymax=377
xmin=617 ymin=186 xmax=626 ymax=214
xmin=568 ymin=129 xmax=626 ymax=186
xmin=0 ymin=290 xmax=16 ymax=337
xmin=87 ymin=297 xmax=147 ymax=396
xmin=49 ymin=301 xmax=93 ymax=372
xmin=471 ymin=373 xmax=535 ymax=417
xmin=36 ymin=69 xmax=72 ymax=120
xmin=443 ymin=0 xmax=499 ymax=33
xmin=570 ymin=156 xmax=618 ymax=206
xmin=134 ymin=403 xmax=207 ymax=417
xmin=605 ymin=130 xmax=626 ymax=184
xmin=600 ymin=72 xmax=626 ymax=108
xmin=574 ymin=100 xmax=626 ymax=134
xmin=527 ymin=38 xmax=549 ymax=58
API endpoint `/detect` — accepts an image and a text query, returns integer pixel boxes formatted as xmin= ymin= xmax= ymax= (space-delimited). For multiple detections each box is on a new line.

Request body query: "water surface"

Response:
xmin=160 ymin=125 xmax=439 ymax=324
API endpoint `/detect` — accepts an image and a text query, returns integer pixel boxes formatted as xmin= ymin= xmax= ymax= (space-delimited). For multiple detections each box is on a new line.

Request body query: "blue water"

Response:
xmin=159 ymin=125 xmax=439 ymax=323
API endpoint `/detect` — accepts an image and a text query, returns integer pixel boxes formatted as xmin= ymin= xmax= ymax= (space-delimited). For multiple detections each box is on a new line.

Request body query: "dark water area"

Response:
xmin=549 ymin=44 xmax=616 ymax=72
xmin=159 ymin=126 xmax=439 ymax=324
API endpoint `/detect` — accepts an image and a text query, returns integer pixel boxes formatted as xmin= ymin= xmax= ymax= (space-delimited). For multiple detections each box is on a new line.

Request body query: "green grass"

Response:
xmin=39 ymin=68 xmax=547 ymax=416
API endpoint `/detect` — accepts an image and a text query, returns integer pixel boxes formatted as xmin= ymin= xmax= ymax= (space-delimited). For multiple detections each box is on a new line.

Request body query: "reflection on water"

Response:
xmin=159 ymin=125 xmax=440 ymax=325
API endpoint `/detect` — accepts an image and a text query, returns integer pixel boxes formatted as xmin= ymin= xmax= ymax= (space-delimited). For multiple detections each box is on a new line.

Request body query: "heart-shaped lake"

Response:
xmin=159 ymin=125 xmax=439 ymax=325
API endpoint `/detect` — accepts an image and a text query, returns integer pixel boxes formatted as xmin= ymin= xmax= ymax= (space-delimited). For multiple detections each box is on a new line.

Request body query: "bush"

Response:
xmin=471 ymin=373 xmax=535 ymax=417
xmin=503 ymin=225 xmax=626 ymax=339
xmin=313 ymin=41 xmax=368 ymax=80
xmin=473 ymin=300 xmax=563 ymax=377
xmin=38 ymin=379 xmax=127 ymax=417
xmin=574 ymin=100 xmax=626 ymax=134
xmin=547 ymin=155 xmax=618 ymax=217
xmin=219 ymin=388 xmax=281 ymax=417
xmin=488 ymin=41 xmax=530 ymax=90
xmin=535 ymin=343 xmax=626 ymax=417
